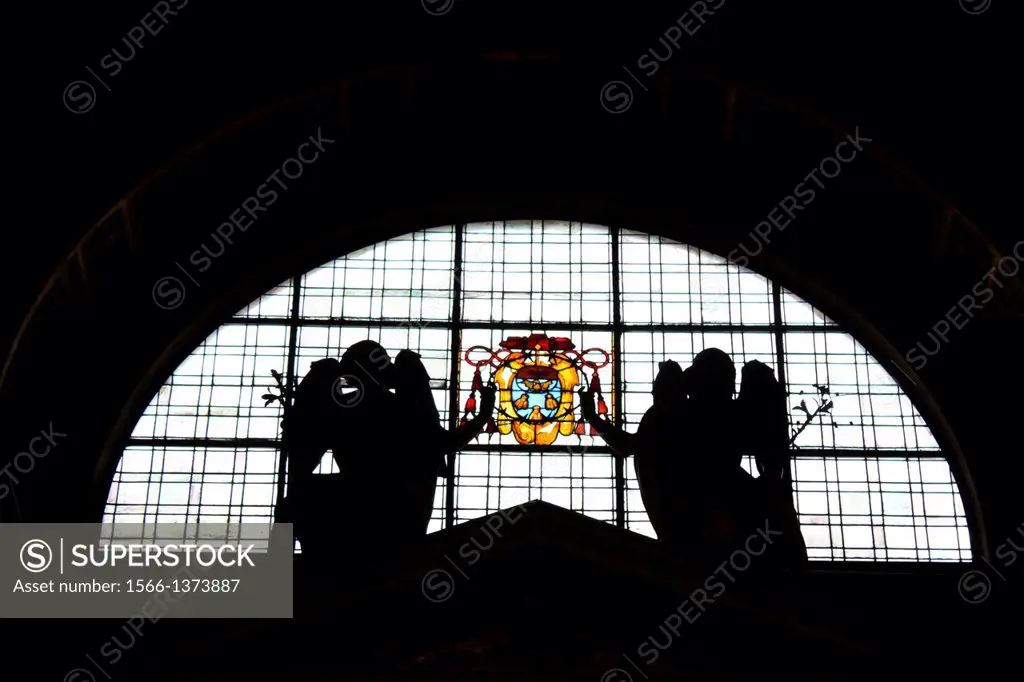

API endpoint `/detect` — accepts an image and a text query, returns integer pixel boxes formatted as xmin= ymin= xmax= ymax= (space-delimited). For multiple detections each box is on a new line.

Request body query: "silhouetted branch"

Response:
xmin=790 ymin=384 xmax=836 ymax=446
xmin=261 ymin=369 xmax=293 ymax=413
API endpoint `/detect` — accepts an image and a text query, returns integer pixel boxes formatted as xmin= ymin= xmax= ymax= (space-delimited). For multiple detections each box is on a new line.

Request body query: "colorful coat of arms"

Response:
xmin=462 ymin=333 xmax=610 ymax=445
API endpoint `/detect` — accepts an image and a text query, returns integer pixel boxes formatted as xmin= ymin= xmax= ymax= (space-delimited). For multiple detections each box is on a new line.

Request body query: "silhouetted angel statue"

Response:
xmin=736 ymin=360 xmax=789 ymax=480
xmin=581 ymin=348 xmax=807 ymax=568
xmin=736 ymin=359 xmax=807 ymax=566
xmin=390 ymin=348 xmax=497 ymax=535
xmin=277 ymin=340 xmax=495 ymax=557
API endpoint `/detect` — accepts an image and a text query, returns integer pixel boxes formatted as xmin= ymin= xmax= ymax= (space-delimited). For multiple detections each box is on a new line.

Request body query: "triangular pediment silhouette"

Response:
xmin=104 ymin=502 xmax=985 ymax=679
xmin=186 ymin=502 xmax=878 ymax=678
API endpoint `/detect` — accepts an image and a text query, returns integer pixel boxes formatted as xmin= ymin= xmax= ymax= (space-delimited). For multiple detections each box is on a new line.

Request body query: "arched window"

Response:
xmin=108 ymin=221 xmax=972 ymax=561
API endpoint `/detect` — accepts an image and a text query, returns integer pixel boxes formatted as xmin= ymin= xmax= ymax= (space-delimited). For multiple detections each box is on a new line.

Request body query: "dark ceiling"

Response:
xmin=1 ymin=0 xmax=1016 ymax=326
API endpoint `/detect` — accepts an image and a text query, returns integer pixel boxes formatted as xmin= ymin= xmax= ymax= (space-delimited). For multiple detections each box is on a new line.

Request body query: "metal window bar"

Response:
xmin=446 ymin=224 xmax=465 ymax=527
xmin=611 ymin=226 xmax=626 ymax=528
xmin=276 ymin=276 xmax=301 ymax=508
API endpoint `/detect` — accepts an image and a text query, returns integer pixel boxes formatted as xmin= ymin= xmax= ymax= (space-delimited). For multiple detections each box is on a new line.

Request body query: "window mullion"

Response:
xmin=445 ymin=225 xmax=466 ymax=528
xmin=611 ymin=226 xmax=626 ymax=529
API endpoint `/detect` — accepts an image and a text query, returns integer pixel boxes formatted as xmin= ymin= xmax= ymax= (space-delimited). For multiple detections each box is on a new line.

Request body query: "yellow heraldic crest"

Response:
xmin=462 ymin=334 xmax=611 ymax=446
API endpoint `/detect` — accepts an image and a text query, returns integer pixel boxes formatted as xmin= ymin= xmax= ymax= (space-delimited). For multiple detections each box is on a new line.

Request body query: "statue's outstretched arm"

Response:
xmin=443 ymin=384 xmax=497 ymax=452
xmin=579 ymin=389 xmax=638 ymax=457
xmin=393 ymin=349 xmax=497 ymax=455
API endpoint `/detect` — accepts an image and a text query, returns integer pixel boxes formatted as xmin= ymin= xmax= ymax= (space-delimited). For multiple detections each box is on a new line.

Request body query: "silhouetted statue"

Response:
xmin=581 ymin=348 xmax=807 ymax=569
xmin=391 ymin=349 xmax=496 ymax=538
xmin=277 ymin=341 xmax=495 ymax=558
xmin=736 ymin=360 xmax=808 ymax=566
xmin=736 ymin=360 xmax=789 ymax=480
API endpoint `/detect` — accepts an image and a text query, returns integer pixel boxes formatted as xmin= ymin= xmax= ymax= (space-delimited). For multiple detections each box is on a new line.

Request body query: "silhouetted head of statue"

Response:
xmin=339 ymin=340 xmax=393 ymax=391
xmin=653 ymin=360 xmax=687 ymax=403
xmin=740 ymin=359 xmax=777 ymax=389
xmin=392 ymin=349 xmax=432 ymax=395
xmin=685 ymin=348 xmax=736 ymax=403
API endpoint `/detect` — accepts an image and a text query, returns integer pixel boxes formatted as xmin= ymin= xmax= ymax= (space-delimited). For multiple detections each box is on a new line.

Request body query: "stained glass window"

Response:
xmin=108 ymin=221 xmax=973 ymax=561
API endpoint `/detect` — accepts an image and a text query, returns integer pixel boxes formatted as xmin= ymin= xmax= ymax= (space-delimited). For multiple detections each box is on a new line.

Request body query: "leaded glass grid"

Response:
xmin=107 ymin=221 xmax=971 ymax=562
